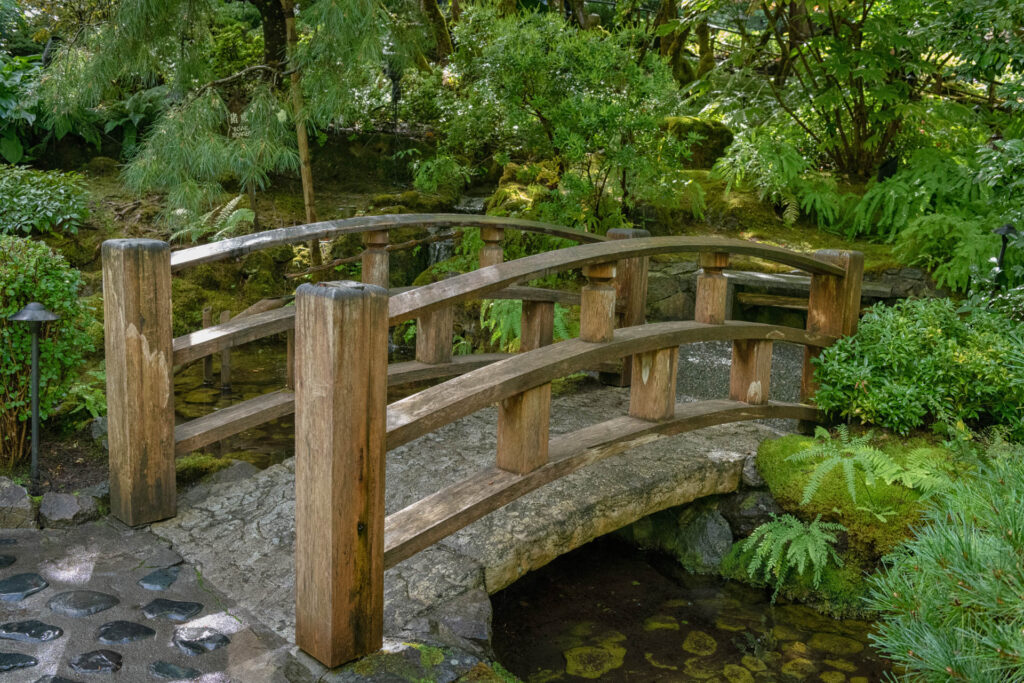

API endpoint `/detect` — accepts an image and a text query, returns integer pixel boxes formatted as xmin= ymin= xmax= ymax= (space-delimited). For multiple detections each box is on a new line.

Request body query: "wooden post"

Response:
xmin=362 ymin=230 xmax=389 ymax=288
xmin=695 ymin=252 xmax=730 ymax=324
xmin=603 ymin=228 xmax=650 ymax=385
xmin=219 ymin=310 xmax=232 ymax=392
xmin=202 ymin=307 xmax=214 ymax=385
xmin=102 ymin=239 xmax=175 ymax=526
xmin=520 ymin=301 xmax=554 ymax=352
xmin=416 ymin=306 xmax=454 ymax=364
xmin=730 ymin=340 xmax=773 ymax=405
xmin=479 ymin=226 xmax=504 ymax=268
xmin=628 ymin=347 xmax=678 ymax=421
xmin=580 ymin=262 xmax=616 ymax=343
xmin=294 ymin=280 xmax=388 ymax=668
xmin=801 ymin=250 xmax=864 ymax=405
xmin=497 ymin=383 xmax=551 ymax=474
xmin=285 ymin=329 xmax=295 ymax=390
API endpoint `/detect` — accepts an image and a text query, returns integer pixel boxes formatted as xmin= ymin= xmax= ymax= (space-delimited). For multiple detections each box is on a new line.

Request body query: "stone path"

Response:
xmin=0 ymin=521 xmax=290 ymax=682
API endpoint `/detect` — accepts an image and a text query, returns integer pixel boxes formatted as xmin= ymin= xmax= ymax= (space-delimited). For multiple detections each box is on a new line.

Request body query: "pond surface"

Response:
xmin=492 ymin=538 xmax=890 ymax=682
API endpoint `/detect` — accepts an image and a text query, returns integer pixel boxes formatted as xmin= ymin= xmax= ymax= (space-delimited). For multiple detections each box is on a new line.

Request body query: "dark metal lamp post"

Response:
xmin=993 ymin=223 xmax=1019 ymax=288
xmin=8 ymin=302 xmax=59 ymax=493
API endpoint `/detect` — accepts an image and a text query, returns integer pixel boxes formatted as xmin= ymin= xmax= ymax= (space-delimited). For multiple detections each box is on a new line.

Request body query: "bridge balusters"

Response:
xmin=604 ymin=228 xmax=651 ymax=386
xmin=730 ymin=340 xmax=773 ymax=405
xmin=628 ymin=347 xmax=679 ymax=421
xmin=361 ymin=230 xmax=390 ymax=288
xmin=479 ymin=226 xmax=505 ymax=267
xmin=102 ymin=239 xmax=176 ymax=526
xmin=695 ymin=251 xmax=730 ymax=324
xmin=520 ymin=301 xmax=555 ymax=352
xmin=580 ymin=262 xmax=617 ymax=343
xmin=416 ymin=305 xmax=454 ymax=364
xmin=497 ymin=383 xmax=552 ymax=474
xmin=294 ymin=280 xmax=387 ymax=667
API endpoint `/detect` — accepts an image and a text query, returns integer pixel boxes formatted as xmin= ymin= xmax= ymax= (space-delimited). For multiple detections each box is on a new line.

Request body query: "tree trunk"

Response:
xmin=696 ymin=21 xmax=714 ymax=76
xmin=249 ymin=0 xmax=288 ymax=70
xmin=421 ymin=0 xmax=453 ymax=60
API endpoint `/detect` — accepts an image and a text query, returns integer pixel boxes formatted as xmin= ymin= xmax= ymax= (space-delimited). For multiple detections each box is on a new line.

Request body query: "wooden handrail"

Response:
xmin=169 ymin=213 xmax=606 ymax=272
xmin=386 ymin=320 xmax=836 ymax=450
xmin=388 ymin=236 xmax=847 ymax=323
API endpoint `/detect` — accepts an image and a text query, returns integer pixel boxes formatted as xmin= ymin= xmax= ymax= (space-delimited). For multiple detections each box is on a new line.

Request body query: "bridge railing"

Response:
xmin=102 ymin=214 xmax=610 ymax=526
xmin=290 ymin=238 xmax=863 ymax=666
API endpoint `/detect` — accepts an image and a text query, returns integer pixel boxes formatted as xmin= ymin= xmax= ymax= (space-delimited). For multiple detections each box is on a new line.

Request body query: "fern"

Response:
xmin=170 ymin=194 xmax=255 ymax=244
xmin=787 ymin=426 xmax=898 ymax=505
xmin=740 ymin=514 xmax=846 ymax=601
xmin=480 ymin=299 xmax=522 ymax=352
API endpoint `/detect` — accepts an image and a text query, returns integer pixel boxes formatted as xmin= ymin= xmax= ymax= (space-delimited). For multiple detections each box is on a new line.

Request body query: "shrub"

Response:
xmin=0 ymin=236 xmax=93 ymax=467
xmin=868 ymin=445 xmax=1024 ymax=681
xmin=0 ymin=164 xmax=89 ymax=235
xmin=813 ymin=298 xmax=1024 ymax=438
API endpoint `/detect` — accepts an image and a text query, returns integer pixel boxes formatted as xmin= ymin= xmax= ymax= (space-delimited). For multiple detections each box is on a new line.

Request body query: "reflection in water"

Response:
xmin=492 ymin=537 xmax=890 ymax=682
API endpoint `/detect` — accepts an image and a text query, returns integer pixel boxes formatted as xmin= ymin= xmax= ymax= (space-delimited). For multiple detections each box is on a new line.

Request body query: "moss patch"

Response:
xmin=175 ymin=454 xmax=234 ymax=488
xmin=663 ymin=116 xmax=734 ymax=169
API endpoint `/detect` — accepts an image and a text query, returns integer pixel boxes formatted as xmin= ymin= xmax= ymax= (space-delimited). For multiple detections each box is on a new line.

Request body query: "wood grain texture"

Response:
xmin=730 ymin=340 xmax=773 ymax=405
xmin=695 ymin=252 xmax=730 ymax=325
xmin=219 ymin=310 xmax=231 ymax=390
xmin=388 ymin=354 xmax=511 ymax=385
xmin=496 ymin=383 xmax=551 ymax=474
xmin=383 ymin=399 xmax=819 ymax=569
xmin=294 ymin=281 xmax=388 ymax=667
xmin=801 ymin=250 xmax=862 ymax=402
xmin=362 ymin=230 xmax=389 ymax=288
xmin=102 ymin=239 xmax=176 ymax=526
xmin=607 ymin=228 xmax=651 ymax=385
xmin=628 ymin=347 xmax=679 ymax=421
xmin=170 ymin=214 xmax=605 ymax=272
xmin=479 ymin=226 xmax=504 ymax=268
xmin=387 ymin=320 xmax=836 ymax=450
xmin=580 ymin=262 xmax=617 ymax=343
xmin=416 ymin=306 xmax=454 ymax=364
xmin=172 ymin=306 xmax=296 ymax=366
xmin=201 ymin=307 xmax=213 ymax=383
xmin=388 ymin=237 xmax=844 ymax=324
xmin=735 ymin=292 xmax=809 ymax=311
xmin=174 ymin=390 xmax=295 ymax=455
xmin=520 ymin=301 xmax=554 ymax=352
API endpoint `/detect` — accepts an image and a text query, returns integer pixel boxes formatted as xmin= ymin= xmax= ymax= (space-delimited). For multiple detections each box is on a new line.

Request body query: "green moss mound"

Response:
xmin=175 ymin=454 xmax=234 ymax=487
xmin=663 ymin=116 xmax=734 ymax=169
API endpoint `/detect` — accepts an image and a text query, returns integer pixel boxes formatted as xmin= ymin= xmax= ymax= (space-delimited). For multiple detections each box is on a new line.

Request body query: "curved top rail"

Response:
xmin=386 ymin=319 xmax=835 ymax=450
xmin=388 ymin=236 xmax=848 ymax=323
xmin=169 ymin=213 xmax=607 ymax=272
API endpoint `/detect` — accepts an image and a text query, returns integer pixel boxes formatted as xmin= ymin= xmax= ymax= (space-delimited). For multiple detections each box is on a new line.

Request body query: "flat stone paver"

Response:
xmin=0 ymin=521 xmax=291 ymax=682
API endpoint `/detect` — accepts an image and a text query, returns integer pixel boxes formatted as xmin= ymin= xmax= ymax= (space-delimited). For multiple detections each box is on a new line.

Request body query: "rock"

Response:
xmin=69 ymin=650 xmax=122 ymax=674
xmin=138 ymin=565 xmax=180 ymax=591
xmin=824 ymin=658 xmax=857 ymax=672
xmin=682 ymin=630 xmax=717 ymax=656
xmin=650 ymin=292 xmax=693 ymax=321
xmin=675 ymin=507 xmax=733 ymax=573
xmin=0 ymin=573 xmax=48 ymax=602
xmin=33 ymin=676 xmax=85 ymax=683
xmin=683 ymin=657 xmax=718 ymax=679
xmin=173 ymin=626 xmax=230 ymax=655
xmin=741 ymin=655 xmax=766 ymax=672
xmin=142 ymin=598 xmax=203 ymax=621
xmin=79 ymin=481 xmax=109 ymax=505
xmin=643 ymin=615 xmax=679 ymax=631
xmin=780 ymin=657 xmax=816 ymax=679
xmin=718 ymin=490 xmax=784 ymax=538
xmin=47 ymin=590 xmax=119 ymax=617
xmin=647 ymin=271 xmax=683 ymax=302
xmin=723 ymin=663 xmax=754 ymax=683
xmin=39 ymin=493 xmax=99 ymax=528
xmin=0 ymin=619 xmax=63 ymax=642
xmin=150 ymin=660 xmax=202 ymax=680
xmin=0 ymin=555 xmax=13 ymax=568
xmin=97 ymin=620 xmax=156 ymax=644
xmin=820 ymin=672 xmax=846 ymax=683
xmin=563 ymin=641 xmax=626 ymax=679
xmin=741 ymin=454 xmax=765 ymax=488
xmin=808 ymin=632 xmax=864 ymax=656
xmin=663 ymin=117 xmax=735 ymax=168
xmin=0 ymin=652 xmax=37 ymax=671
xmin=89 ymin=417 xmax=108 ymax=451
xmin=0 ymin=538 xmax=14 ymax=544
xmin=0 ymin=477 xmax=34 ymax=528
xmin=183 ymin=388 xmax=221 ymax=404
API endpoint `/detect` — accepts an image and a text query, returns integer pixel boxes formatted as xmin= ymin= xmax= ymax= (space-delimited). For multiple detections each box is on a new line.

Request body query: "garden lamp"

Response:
xmin=8 ymin=302 xmax=59 ymax=494
xmin=994 ymin=223 xmax=1018 ymax=271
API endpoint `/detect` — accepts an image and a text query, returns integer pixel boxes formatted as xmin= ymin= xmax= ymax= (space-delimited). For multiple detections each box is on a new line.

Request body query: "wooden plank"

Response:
xmin=520 ymin=301 xmax=554 ymax=353
xmin=723 ymin=269 xmax=891 ymax=298
xmin=294 ymin=281 xmax=388 ymax=667
xmin=174 ymin=390 xmax=295 ymax=456
xmin=102 ymin=239 xmax=176 ymax=526
xmin=496 ymin=383 xmax=551 ymax=474
xmin=388 ymin=354 xmax=511 ymax=385
xmin=382 ymin=399 xmax=819 ymax=569
xmin=386 ymin=320 xmax=837 ymax=450
xmin=735 ymin=292 xmax=809 ymax=311
xmin=388 ymin=237 xmax=846 ymax=324
xmin=173 ymin=307 xmax=296 ymax=366
xmin=389 ymin=285 xmax=581 ymax=306
xmin=730 ymin=340 xmax=773 ymax=405
xmin=629 ymin=347 xmax=679 ymax=421
xmin=170 ymin=214 xmax=606 ymax=272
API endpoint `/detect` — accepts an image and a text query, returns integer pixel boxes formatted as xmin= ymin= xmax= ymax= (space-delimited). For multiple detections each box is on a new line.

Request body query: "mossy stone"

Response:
xmin=682 ymin=630 xmax=717 ymax=656
xmin=819 ymin=672 xmax=846 ymax=683
xmin=741 ymin=655 xmax=766 ymax=672
xmin=807 ymin=633 xmax=864 ymax=656
xmin=683 ymin=657 xmax=719 ymax=679
xmin=780 ymin=658 xmax=817 ymax=679
xmin=723 ymin=663 xmax=754 ymax=683
xmin=823 ymin=659 xmax=856 ymax=672
xmin=175 ymin=454 xmax=232 ymax=487
xmin=643 ymin=614 xmax=679 ymax=631
xmin=182 ymin=388 xmax=221 ymax=404
xmin=563 ymin=644 xmax=624 ymax=679
xmin=849 ymin=677 xmax=869 ymax=683
xmin=663 ymin=117 xmax=734 ymax=169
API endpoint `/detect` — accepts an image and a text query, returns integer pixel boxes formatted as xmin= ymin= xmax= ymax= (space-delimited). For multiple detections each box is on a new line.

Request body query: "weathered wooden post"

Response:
xmin=730 ymin=340 xmax=773 ymax=405
xmin=362 ymin=230 xmax=389 ymax=288
xmin=520 ymin=301 xmax=555 ymax=352
xmin=602 ymin=228 xmax=650 ymax=385
xmin=695 ymin=251 xmax=730 ymax=324
xmin=219 ymin=310 xmax=232 ymax=391
xmin=801 ymin=250 xmax=864 ymax=405
xmin=285 ymin=329 xmax=295 ymax=390
xmin=580 ymin=262 xmax=617 ymax=343
xmin=102 ymin=239 xmax=175 ymax=526
xmin=497 ymin=383 xmax=551 ymax=474
xmin=202 ymin=307 xmax=214 ymax=385
xmin=629 ymin=347 xmax=679 ymax=421
xmin=479 ymin=226 xmax=504 ymax=268
xmin=416 ymin=305 xmax=454 ymax=365
xmin=294 ymin=280 xmax=387 ymax=668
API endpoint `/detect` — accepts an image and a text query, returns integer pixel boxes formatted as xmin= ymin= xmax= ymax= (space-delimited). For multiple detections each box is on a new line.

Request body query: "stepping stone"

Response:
xmin=0 ymin=538 xmax=15 ymax=545
xmin=69 ymin=649 xmax=122 ymax=674
xmin=173 ymin=626 xmax=230 ymax=655
xmin=0 ymin=573 xmax=48 ymax=602
xmin=142 ymin=598 xmax=202 ymax=622
xmin=150 ymin=660 xmax=202 ymax=680
xmin=97 ymin=620 xmax=155 ymax=644
xmin=0 ymin=555 xmax=14 ymax=568
xmin=0 ymin=652 xmax=38 ymax=672
xmin=34 ymin=677 xmax=85 ymax=683
xmin=0 ymin=619 xmax=64 ymax=642
xmin=138 ymin=565 xmax=180 ymax=591
xmin=48 ymin=590 xmax=119 ymax=617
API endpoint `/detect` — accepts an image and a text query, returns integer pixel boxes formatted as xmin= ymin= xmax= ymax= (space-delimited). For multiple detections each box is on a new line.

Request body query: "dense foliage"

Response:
xmin=813 ymin=298 xmax=1024 ymax=437
xmin=0 ymin=164 xmax=89 ymax=234
xmin=0 ymin=235 xmax=92 ymax=466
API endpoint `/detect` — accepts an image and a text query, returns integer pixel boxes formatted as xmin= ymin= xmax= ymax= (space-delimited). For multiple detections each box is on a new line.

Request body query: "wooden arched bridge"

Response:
xmin=101 ymin=213 xmax=862 ymax=668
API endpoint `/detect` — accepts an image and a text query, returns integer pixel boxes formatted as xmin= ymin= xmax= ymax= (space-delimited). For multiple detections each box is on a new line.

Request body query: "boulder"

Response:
xmin=0 ymin=478 xmax=34 ymax=528
xmin=663 ymin=117 xmax=735 ymax=168
xmin=718 ymin=490 xmax=785 ymax=538
xmin=39 ymin=492 xmax=99 ymax=528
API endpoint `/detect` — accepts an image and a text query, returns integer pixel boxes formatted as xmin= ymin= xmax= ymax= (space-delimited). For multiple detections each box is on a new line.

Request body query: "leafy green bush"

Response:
xmin=813 ymin=298 xmax=1024 ymax=437
xmin=0 ymin=236 xmax=93 ymax=466
xmin=868 ymin=445 xmax=1024 ymax=681
xmin=0 ymin=164 xmax=89 ymax=235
